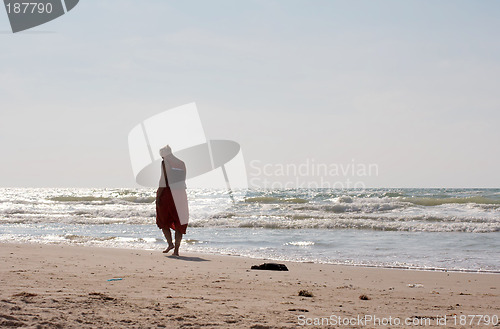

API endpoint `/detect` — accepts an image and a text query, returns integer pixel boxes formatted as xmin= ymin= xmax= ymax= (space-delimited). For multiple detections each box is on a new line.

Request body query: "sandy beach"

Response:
xmin=0 ymin=243 xmax=498 ymax=328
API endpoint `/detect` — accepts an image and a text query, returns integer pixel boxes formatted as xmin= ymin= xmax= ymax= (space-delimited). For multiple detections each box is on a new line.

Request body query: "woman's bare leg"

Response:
xmin=162 ymin=228 xmax=175 ymax=253
xmin=173 ymin=230 xmax=183 ymax=256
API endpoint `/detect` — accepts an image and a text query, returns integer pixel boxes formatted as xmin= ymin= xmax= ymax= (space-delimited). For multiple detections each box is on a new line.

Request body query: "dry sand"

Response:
xmin=0 ymin=243 xmax=498 ymax=328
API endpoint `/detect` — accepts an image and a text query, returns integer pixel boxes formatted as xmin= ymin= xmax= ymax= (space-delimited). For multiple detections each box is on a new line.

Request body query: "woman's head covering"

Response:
xmin=159 ymin=145 xmax=172 ymax=158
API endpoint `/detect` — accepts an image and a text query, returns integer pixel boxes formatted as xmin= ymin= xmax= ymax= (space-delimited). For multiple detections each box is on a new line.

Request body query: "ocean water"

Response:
xmin=0 ymin=187 xmax=499 ymax=272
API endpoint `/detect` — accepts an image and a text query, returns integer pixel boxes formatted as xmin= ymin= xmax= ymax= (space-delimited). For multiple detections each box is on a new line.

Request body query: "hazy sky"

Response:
xmin=1 ymin=0 xmax=499 ymax=188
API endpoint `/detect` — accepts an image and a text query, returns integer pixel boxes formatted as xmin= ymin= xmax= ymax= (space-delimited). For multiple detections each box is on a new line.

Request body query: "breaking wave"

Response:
xmin=189 ymin=216 xmax=499 ymax=233
xmin=244 ymin=196 xmax=308 ymax=204
xmin=1 ymin=187 xmax=498 ymax=233
xmin=402 ymin=196 xmax=500 ymax=206
xmin=48 ymin=195 xmax=155 ymax=204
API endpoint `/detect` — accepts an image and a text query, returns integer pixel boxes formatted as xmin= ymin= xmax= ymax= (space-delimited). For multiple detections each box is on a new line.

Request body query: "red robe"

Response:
xmin=155 ymin=158 xmax=188 ymax=234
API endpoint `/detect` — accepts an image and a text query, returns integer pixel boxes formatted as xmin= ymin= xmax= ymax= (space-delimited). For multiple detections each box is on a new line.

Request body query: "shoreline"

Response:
xmin=1 ymin=242 xmax=499 ymax=328
xmin=3 ymin=240 xmax=500 ymax=274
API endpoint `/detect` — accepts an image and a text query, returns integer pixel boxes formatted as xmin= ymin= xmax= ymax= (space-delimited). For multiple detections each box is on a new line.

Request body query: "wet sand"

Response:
xmin=0 ymin=243 xmax=498 ymax=328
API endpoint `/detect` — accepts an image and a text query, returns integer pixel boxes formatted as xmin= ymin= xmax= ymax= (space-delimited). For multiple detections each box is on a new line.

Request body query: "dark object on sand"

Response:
xmin=359 ymin=294 xmax=371 ymax=300
xmin=12 ymin=292 xmax=37 ymax=298
xmin=288 ymin=308 xmax=309 ymax=312
xmin=298 ymin=290 xmax=314 ymax=297
xmin=251 ymin=263 xmax=289 ymax=271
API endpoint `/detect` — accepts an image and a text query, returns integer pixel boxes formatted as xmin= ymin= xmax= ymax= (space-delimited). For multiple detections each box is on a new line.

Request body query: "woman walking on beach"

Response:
xmin=156 ymin=145 xmax=189 ymax=256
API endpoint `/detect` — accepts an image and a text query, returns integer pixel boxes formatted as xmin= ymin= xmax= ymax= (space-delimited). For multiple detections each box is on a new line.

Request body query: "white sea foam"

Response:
xmin=285 ymin=241 xmax=315 ymax=246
